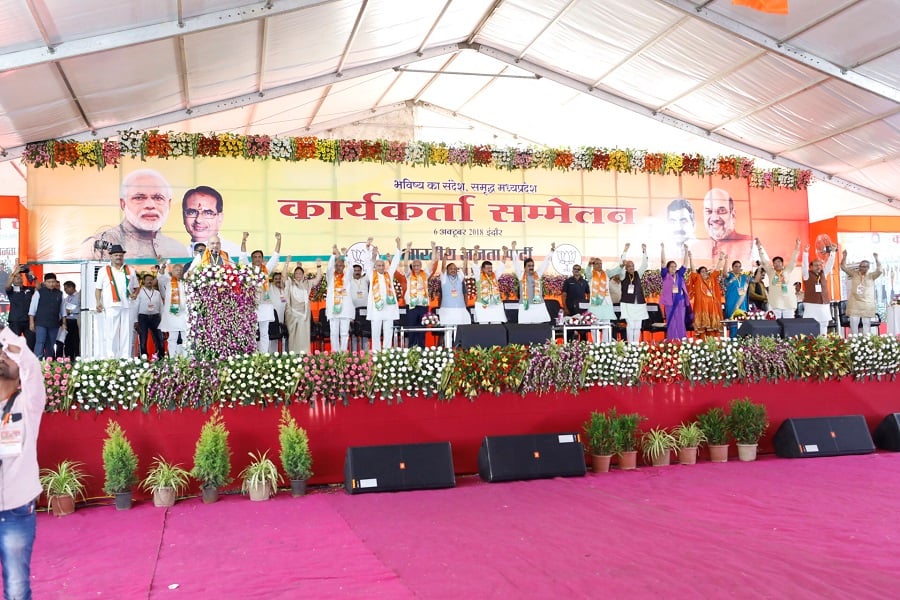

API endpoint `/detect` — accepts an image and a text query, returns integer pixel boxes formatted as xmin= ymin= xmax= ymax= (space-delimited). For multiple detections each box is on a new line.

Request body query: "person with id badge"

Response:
xmin=0 ymin=325 xmax=46 ymax=600
xmin=605 ymin=243 xmax=648 ymax=344
xmin=840 ymin=248 xmax=882 ymax=335
xmin=240 ymin=232 xmax=282 ymax=354
xmin=801 ymin=243 xmax=837 ymax=336
xmin=757 ymin=238 xmax=802 ymax=320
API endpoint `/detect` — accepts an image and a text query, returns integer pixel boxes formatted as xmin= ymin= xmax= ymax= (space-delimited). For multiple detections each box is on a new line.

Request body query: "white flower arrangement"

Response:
xmin=848 ymin=334 xmax=900 ymax=380
xmin=70 ymin=357 xmax=150 ymax=412
xmin=680 ymin=337 xmax=741 ymax=385
xmin=583 ymin=341 xmax=645 ymax=386
xmin=420 ymin=312 xmax=441 ymax=327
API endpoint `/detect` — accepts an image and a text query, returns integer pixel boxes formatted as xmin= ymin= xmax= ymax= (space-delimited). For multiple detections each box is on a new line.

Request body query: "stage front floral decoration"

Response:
xmin=42 ymin=358 xmax=73 ymax=411
xmin=69 ymin=357 xmax=149 ymax=412
xmin=22 ymin=132 xmax=814 ymax=190
xmin=37 ymin=334 xmax=900 ymax=414
xmin=183 ymin=263 xmax=267 ymax=360
xmin=440 ymin=345 xmax=529 ymax=400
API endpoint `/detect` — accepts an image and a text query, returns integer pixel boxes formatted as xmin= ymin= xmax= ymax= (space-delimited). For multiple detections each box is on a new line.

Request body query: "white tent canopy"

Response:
xmin=1 ymin=0 xmax=898 ymax=220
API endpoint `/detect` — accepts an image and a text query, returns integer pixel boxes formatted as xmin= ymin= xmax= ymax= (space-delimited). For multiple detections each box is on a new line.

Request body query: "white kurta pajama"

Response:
xmin=95 ymin=264 xmax=139 ymax=359
xmin=157 ymin=273 xmax=189 ymax=357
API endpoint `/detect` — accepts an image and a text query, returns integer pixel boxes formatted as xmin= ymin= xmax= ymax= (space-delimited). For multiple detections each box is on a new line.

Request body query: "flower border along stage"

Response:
xmin=22 ymin=130 xmax=812 ymax=191
xmin=44 ymin=334 xmax=900 ymax=414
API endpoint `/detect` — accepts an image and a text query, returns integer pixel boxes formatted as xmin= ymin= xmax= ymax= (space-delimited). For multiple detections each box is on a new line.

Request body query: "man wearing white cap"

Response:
xmin=94 ymin=244 xmax=139 ymax=358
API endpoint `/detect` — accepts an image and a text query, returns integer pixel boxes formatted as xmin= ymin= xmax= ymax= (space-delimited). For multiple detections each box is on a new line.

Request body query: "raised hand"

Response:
xmin=243 ymin=231 xmax=250 ymax=241
xmin=275 ymin=232 xmax=281 ymax=241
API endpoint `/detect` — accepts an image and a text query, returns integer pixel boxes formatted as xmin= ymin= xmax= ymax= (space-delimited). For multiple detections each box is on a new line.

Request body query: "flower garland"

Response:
xmin=39 ymin=334 xmax=900 ymax=413
xmin=22 ymin=131 xmax=813 ymax=190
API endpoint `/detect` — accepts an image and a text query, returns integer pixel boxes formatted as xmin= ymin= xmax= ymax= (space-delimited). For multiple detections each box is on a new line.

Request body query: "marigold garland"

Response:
xmin=21 ymin=131 xmax=814 ymax=190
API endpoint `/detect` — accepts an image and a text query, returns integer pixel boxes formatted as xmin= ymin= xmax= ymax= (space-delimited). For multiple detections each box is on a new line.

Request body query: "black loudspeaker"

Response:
xmin=873 ymin=413 xmax=900 ymax=451
xmin=505 ymin=323 xmax=553 ymax=346
xmin=344 ymin=442 xmax=456 ymax=494
xmin=455 ymin=324 xmax=507 ymax=348
xmin=773 ymin=416 xmax=875 ymax=458
xmin=478 ymin=433 xmax=586 ymax=482
xmin=736 ymin=319 xmax=782 ymax=338
xmin=777 ymin=318 xmax=819 ymax=338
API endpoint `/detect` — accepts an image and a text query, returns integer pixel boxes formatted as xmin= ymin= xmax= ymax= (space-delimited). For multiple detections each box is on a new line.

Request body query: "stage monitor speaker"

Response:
xmin=873 ymin=413 xmax=900 ymax=451
xmin=454 ymin=324 xmax=507 ymax=349
xmin=736 ymin=319 xmax=782 ymax=338
xmin=773 ymin=415 xmax=875 ymax=458
xmin=777 ymin=318 xmax=819 ymax=339
xmin=505 ymin=323 xmax=553 ymax=346
xmin=344 ymin=442 xmax=456 ymax=494
xmin=478 ymin=433 xmax=586 ymax=483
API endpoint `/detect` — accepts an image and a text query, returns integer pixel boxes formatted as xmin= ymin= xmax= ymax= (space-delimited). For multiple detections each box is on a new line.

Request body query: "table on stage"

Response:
xmin=397 ymin=325 xmax=457 ymax=348
xmin=887 ymin=305 xmax=900 ymax=335
xmin=554 ymin=323 xmax=612 ymax=345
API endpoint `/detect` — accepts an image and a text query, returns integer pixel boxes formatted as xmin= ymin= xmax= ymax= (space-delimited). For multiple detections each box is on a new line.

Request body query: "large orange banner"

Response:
xmin=28 ymin=157 xmax=808 ymax=271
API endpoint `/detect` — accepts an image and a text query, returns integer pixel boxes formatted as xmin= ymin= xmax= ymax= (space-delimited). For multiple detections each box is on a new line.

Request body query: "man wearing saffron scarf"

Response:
xmin=189 ymin=235 xmax=232 ymax=269
xmin=366 ymin=238 xmax=403 ymax=351
xmin=157 ymin=260 xmax=188 ymax=357
xmin=240 ymin=232 xmax=282 ymax=353
xmin=511 ymin=241 xmax=554 ymax=324
xmin=402 ymin=241 xmax=437 ymax=348
xmin=94 ymin=244 xmax=139 ymax=358
xmin=327 ymin=245 xmax=356 ymax=352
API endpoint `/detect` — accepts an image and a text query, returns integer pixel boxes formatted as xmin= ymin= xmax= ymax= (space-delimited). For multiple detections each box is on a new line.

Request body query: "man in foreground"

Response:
xmin=0 ymin=325 xmax=46 ymax=600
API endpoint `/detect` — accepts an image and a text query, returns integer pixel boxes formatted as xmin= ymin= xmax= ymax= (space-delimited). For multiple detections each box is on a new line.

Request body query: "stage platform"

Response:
xmin=39 ymin=378 xmax=900 ymax=499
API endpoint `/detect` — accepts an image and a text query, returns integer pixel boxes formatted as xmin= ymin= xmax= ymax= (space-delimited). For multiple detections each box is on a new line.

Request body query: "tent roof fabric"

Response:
xmin=0 ymin=0 xmax=897 ymax=206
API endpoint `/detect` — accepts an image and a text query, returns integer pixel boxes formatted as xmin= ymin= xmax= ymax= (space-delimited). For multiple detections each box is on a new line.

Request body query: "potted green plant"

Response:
xmin=141 ymin=457 xmax=191 ymax=507
xmin=613 ymin=412 xmax=643 ymax=470
xmin=641 ymin=427 xmax=677 ymax=466
xmin=727 ymin=398 xmax=769 ymax=461
xmin=240 ymin=450 xmax=282 ymax=501
xmin=102 ymin=420 xmax=139 ymax=510
xmin=190 ymin=411 xmax=232 ymax=503
xmin=583 ymin=409 xmax=618 ymax=473
xmin=673 ymin=421 xmax=707 ymax=465
xmin=39 ymin=460 xmax=88 ymax=517
xmin=278 ymin=407 xmax=313 ymax=496
xmin=697 ymin=407 xmax=730 ymax=463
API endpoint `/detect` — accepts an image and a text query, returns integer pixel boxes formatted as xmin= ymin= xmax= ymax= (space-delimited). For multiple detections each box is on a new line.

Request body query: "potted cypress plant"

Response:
xmin=102 ymin=420 xmax=139 ymax=510
xmin=141 ymin=457 xmax=191 ymax=507
xmin=278 ymin=407 xmax=313 ymax=496
xmin=240 ymin=450 xmax=282 ymax=501
xmin=190 ymin=412 xmax=232 ymax=503
xmin=39 ymin=460 xmax=88 ymax=517
xmin=613 ymin=412 xmax=643 ymax=470
xmin=727 ymin=398 xmax=769 ymax=461
xmin=641 ymin=427 xmax=677 ymax=466
xmin=673 ymin=421 xmax=707 ymax=465
xmin=583 ymin=409 xmax=618 ymax=473
xmin=697 ymin=407 xmax=730 ymax=463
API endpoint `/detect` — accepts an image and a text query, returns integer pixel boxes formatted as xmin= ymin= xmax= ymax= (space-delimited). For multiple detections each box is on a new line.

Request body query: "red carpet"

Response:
xmin=34 ymin=454 xmax=900 ymax=598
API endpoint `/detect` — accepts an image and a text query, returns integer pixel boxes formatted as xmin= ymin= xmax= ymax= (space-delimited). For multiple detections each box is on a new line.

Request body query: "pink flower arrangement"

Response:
xmin=497 ymin=273 xmax=519 ymax=296
xmin=42 ymin=358 xmax=73 ymax=411
xmin=541 ymin=274 xmax=565 ymax=297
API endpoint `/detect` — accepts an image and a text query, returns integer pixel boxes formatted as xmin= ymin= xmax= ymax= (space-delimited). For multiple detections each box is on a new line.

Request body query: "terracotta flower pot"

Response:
xmin=677 ymin=446 xmax=698 ymax=465
xmin=153 ymin=488 xmax=177 ymax=507
xmin=591 ymin=454 xmax=612 ymax=473
xmin=617 ymin=450 xmax=638 ymax=470
xmin=650 ymin=451 xmax=671 ymax=467
xmin=708 ymin=444 xmax=729 ymax=463
xmin=49 ymin=495 xmax=76 ymax=517
xmin=737 ymin=443 xmax=758 ymax=462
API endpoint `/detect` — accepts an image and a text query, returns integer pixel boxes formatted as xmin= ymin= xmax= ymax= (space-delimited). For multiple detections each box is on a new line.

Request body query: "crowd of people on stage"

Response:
xmin=11 ymin=234 xmax=884 ymax=361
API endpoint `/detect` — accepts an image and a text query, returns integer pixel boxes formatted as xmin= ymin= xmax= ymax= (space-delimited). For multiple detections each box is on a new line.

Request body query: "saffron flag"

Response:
xmin=732 ymin=0 xmax=788 ymax=13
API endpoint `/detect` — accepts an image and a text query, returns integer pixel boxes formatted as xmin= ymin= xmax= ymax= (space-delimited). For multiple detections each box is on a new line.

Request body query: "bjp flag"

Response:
xmin=732 ymin=0 xmax=788 ymax=13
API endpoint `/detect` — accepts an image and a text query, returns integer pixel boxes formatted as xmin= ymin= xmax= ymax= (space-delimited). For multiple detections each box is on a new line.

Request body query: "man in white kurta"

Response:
xmin=157 ymin=261 xmax=189 ymax=356
xmin=240 ymin=232 xmax=282 ymax=354
xmin=94 ymin=244 xmax=139 ymax=358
